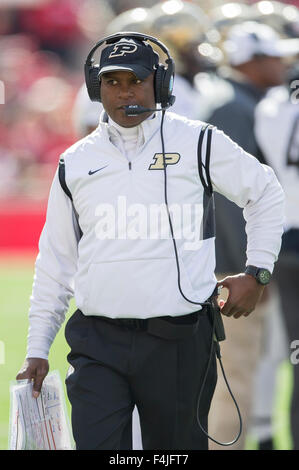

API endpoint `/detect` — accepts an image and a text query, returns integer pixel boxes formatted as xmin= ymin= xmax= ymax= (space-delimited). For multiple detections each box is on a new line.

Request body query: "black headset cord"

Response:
xmin=160 ymin=110 xmax=242 ymax=447
xmin=196 ymin=304 xmax=243 ymax=446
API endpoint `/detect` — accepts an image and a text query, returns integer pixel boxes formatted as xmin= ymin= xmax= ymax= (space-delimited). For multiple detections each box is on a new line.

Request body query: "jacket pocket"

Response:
xmin=84 ymin=257 xmax=196 ymax=317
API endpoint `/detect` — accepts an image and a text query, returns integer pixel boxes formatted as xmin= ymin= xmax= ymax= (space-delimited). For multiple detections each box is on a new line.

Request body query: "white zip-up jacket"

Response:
xmin=27 ymin=111 xmax=284 ymax=359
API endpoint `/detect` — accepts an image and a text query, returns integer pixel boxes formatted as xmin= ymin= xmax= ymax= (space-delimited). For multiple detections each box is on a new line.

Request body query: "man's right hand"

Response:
xmin=16 ymin=358 xmax=49 ymax=398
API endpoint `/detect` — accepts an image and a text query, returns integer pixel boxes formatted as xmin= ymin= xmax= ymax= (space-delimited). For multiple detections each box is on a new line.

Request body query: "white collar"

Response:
xmin=99 ymin=110 xmax=162 ymax=143
xmin=108 ymin=117 xmax=139 ymax=138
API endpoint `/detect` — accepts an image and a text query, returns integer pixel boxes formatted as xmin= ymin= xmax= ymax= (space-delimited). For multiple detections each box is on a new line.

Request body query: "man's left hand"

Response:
xmin=217 ymin=273 xmax=265 ymax=318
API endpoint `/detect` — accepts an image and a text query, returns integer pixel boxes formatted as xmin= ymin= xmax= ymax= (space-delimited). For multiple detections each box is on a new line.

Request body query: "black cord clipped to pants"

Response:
xmin=196 ymin=299 xmax=243 ymax=447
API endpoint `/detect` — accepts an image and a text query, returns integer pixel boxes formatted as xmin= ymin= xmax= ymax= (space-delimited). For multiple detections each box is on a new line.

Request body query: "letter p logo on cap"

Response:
xmin=109 ymin=43 xmax=138 ymax=58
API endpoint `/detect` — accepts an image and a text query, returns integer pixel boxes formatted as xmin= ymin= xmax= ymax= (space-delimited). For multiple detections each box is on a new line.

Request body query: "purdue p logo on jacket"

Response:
xmin=149 ymin=153 xmax=181 ymax=170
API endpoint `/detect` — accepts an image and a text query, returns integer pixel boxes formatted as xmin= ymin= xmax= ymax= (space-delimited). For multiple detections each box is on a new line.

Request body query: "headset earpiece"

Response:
xmin=162 ymin=58 xmax=175 ymax=108
xmin=85 ymin=62 xmax=102 ymax=102
xmin=154 ymin=65 xmax=165 ymax=106
xmin=154 ymin=59 xmax=175 ymax=108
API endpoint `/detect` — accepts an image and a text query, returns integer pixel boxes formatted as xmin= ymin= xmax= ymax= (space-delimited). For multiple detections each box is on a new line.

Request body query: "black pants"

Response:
xmin=65 ymin=310 xmax=217 ymax=450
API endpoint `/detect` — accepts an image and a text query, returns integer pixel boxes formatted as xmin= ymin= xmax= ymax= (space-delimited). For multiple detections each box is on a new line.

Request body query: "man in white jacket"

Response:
xmin=16 ymin=33 xmax=284 ymax=450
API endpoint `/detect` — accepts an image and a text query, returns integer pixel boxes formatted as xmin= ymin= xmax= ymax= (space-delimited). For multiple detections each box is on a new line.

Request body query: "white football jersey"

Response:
xmin=255 ymin=86 xmax=299 ymax=231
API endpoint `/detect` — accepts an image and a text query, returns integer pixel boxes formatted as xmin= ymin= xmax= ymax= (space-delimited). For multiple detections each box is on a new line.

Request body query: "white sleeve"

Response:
xmin=209 ymin=127 xmax=285 ymax=273
xmin=26 ymin=168 xmax=80 ymax=360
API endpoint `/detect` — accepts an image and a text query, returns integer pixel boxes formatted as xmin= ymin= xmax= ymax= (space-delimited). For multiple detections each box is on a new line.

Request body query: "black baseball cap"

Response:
xmin=98 ymin=38 xmax=159 ymax=80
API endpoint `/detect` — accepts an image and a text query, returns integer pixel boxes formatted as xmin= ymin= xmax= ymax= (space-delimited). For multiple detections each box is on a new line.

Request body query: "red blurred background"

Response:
xmin=0 ymin=0 xmax=298 ymax=255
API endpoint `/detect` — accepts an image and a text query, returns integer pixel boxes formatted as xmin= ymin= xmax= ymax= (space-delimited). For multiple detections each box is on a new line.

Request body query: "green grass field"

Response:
xmin=0 ymin=258 xmax=74 ymax=450
xmin=0 ymin=257 xmax=294 ymax=450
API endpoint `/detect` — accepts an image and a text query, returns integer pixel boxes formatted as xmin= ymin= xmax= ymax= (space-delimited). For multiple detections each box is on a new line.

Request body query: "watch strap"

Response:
xmin=245 ymin=265 xmax=259 ymax=278
xmin=245 ymin=265 xmax=271 ymax=285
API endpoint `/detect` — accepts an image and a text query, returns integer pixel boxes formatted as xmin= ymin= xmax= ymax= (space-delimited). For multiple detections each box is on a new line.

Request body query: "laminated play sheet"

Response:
xmin=9 ymin=370 xmax=73 ymax=450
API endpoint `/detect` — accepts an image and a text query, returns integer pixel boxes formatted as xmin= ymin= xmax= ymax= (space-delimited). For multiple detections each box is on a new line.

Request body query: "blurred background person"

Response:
xmin=250 ymin=0 xmax=299 ymax=39
xmin=196 ymin=19 xmax=299 ymax=450
xmin=254 ymin=64 xmax=299 ymax=450
xmin=146 ymin=0 xmax=221 ymax=118
xmin=245 ymin=5 xmax=299 ymax=447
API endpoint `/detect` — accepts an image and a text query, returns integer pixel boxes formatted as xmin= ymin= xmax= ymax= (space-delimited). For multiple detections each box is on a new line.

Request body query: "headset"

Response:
xmin=84 ymin=31 xmax=176 ymax=109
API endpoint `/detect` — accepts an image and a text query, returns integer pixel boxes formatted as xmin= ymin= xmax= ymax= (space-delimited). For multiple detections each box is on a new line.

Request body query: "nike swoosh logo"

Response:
xmin=88 ymin=165 xmax=108 ymax=175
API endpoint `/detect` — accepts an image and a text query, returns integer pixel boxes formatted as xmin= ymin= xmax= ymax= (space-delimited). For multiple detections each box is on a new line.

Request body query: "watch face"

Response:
xmin=258 ymin=269 xmax=271 ymax=285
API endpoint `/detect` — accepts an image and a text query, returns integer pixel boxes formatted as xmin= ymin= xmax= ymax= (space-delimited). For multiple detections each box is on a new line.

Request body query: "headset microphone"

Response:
xmin=125 ymin=105 xmax=163 ymax=116
xmin=125 ymin=96 xmax=176 ymax=116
